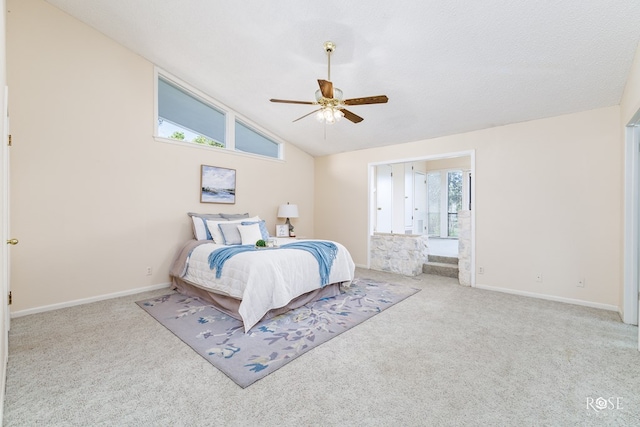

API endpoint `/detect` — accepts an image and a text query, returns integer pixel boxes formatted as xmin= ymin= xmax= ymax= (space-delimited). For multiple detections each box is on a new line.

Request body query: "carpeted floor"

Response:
xmin=4 ymin=268 xmax=640 ymax=426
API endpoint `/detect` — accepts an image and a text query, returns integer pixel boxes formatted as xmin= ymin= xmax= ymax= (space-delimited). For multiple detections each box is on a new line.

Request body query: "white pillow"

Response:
xmin=237 ymin=223 xmax=263 ymax=245
xmin=191 ymin=216 xmax=209 ymax=241
xmin=206 ymin=216 xmax=260 ymax=244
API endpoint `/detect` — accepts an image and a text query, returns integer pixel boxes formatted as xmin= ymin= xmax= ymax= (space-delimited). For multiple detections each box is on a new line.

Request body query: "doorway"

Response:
xmin=368 ymin=151 xmax=476 ymax=285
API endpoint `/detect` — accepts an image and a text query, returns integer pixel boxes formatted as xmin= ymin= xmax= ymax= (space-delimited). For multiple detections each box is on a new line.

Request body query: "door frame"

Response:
xmin=0 ymin=0 xmax=8 ymax=419
xmin=367 ymin=150 xmax=476 ymax=286
xmin=623 ymin=111 xmax=640 ymax=325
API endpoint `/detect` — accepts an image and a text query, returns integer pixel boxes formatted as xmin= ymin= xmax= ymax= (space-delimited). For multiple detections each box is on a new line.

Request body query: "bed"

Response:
xmin=169 ymin=213 xmax=356 ymax=332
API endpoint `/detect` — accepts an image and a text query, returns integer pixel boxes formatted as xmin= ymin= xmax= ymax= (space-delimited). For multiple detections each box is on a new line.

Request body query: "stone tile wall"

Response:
xmin=457 ymin=210 xmax=471 ymax=286
xmin=370 ymin=233 xmax=429 ymax=276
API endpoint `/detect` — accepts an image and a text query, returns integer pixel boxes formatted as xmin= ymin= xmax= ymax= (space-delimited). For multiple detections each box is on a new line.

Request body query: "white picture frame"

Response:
xmin=275 ymin=224 xmax=288 ymax=237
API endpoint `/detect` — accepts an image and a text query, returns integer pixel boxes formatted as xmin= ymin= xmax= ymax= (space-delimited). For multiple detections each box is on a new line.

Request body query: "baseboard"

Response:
xmin=474 ymin=283 xmax=619 ymax=313
xmin=11 ymin=282 xmax=172 ymax=318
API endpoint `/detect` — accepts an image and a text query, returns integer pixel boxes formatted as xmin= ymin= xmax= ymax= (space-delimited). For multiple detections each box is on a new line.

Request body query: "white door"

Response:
xmin=404 ymin=164 xmax=413 ymax=230
xmin=375 ymin=164 xmax=392 ymax=233
xmin=414 ymin=171 xmax=427 ymax=234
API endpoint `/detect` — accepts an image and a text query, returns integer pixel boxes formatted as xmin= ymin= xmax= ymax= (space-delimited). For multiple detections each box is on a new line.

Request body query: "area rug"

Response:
xmin=136 ymin=277 xmax=420 ymax=388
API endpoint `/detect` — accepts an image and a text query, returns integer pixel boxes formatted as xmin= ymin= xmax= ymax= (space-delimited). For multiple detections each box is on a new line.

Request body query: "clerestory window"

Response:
xmin=155 ymin=70 xmax=283 ymax=160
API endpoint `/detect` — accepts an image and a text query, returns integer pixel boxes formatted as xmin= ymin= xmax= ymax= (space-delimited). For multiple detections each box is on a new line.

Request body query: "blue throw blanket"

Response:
xmin=207 ymin=241 xmax=338 ymax=286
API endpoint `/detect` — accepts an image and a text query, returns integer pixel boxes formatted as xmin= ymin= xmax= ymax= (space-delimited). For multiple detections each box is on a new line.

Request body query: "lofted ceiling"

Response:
xmin=45 ymin=0 xmax=640 ymax=157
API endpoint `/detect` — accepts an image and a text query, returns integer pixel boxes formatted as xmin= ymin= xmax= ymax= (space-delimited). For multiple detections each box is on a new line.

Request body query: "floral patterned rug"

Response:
xmin=136 ymin=278 xmax=420 ymax=388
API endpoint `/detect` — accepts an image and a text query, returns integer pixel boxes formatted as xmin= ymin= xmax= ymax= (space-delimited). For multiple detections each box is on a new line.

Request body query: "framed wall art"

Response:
xmin=200 ymin=165 xmax=236 ymax=204
xmin=275 ymin=224 xmax=289 ymax=237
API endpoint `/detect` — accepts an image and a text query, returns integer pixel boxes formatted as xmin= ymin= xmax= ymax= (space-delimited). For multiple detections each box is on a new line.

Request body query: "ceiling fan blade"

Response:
xmin=270 ymin=98 xmax=315 ymax=105
xmin=292 ymin=108 xmax=322 ymax=122
xmin=317 ymin=79 xmax=334 ymax=99
xmin=344 ymin=95 xmax=389 ymax=106
xmin=341 ymin=109 xmax=364 ymax=123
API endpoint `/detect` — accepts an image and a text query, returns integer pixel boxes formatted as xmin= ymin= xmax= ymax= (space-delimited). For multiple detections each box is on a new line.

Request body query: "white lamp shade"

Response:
xmin=277 ymin=203 xmax=299 ymax=218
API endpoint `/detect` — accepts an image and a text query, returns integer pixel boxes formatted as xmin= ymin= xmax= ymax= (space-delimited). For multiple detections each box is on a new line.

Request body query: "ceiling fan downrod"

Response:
xmin=324 ymin=41 xmax=336 ymax=82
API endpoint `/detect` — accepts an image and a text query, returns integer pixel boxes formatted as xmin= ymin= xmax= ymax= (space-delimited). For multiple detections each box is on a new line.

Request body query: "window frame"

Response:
xmin=154 ymin=68 xmax=285 ymax=161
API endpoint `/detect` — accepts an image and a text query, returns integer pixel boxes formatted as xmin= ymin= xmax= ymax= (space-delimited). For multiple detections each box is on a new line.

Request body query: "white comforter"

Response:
xmin=181 ymin=239 xmax=355 ymax=331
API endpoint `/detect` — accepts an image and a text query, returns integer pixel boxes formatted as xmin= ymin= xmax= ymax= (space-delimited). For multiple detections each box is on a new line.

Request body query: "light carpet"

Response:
xmin=5 ymin=269 xmax=640 ymax=426
xmin=136 ymin=277 xmax=420 ymax=388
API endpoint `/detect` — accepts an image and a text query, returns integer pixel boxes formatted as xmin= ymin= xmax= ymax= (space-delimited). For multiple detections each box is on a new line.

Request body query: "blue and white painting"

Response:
xmin=201 ymin=165 xmax=236 ymax=204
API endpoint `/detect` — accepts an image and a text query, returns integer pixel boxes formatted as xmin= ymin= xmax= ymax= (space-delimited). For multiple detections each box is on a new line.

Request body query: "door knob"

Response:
xmin=6 ymin=239 xmax=18 ymax=245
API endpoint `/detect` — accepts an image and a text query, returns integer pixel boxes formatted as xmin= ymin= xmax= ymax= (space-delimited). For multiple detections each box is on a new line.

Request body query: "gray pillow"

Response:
xmin=218 ymin=222 xmax=242 ymax=245
xmin=219 ymin=213 xmax=250 ymax=220
xmin=188 ymin=212 xmax=227 ymax=220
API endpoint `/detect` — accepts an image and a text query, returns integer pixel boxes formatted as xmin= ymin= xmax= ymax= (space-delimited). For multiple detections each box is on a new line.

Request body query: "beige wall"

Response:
xmin=7 ymin=0 xmax=315 ymax=312
xmin=621 ymin=42 xmax=640 ymax=125
xmin=425 ymin=156 xmax=471 ymax=171
xmin=315 ymin=106 xmax=623 ymax=308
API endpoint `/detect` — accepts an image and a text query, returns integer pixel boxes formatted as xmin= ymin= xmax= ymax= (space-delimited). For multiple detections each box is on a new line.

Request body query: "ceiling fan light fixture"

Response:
xmin=323 ymin=107 xmax=336 ymax=123
xmin=315 ymin=106 xmax=344 ymax=124
xmin=270 ymin=41 xmax=388 ymax=125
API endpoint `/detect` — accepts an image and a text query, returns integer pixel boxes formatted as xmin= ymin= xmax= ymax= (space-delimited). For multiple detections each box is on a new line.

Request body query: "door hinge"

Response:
xmin=7 ymin=134 xmax=11 ymax=147
xmin=8 ymin=291 xmax=11 ymax=305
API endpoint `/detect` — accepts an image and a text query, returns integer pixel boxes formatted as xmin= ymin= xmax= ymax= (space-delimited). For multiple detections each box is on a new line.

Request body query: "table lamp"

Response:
xmin=277 ymin=202 xmax=299 ymax=237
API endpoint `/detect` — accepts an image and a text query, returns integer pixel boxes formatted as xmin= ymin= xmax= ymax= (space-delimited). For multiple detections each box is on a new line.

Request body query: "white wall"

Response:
xmin=315 ymin=106 xmax=623 ymax=308
xmin=6 ymin=0 xmax=315 ymax=313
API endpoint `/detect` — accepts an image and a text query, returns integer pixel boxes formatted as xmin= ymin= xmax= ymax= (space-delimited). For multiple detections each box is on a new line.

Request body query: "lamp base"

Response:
xmin=285 ymin=218 xmax=295 ymax=237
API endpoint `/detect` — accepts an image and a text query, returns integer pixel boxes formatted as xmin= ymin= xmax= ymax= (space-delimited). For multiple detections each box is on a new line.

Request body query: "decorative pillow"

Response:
xmin=206 ymin=216 xmax=260 ymax=244
xmin=218 ymin=222 xmax=242 ymax=245
xmin=219 ymin=213 xmax=250 ymax=220
xmin=238 ymin=223 xmax=263 ymax=245
xmin=188 ymin=212 xmax=227 ymax=240
xmin=241 ymin=220 xmax=269 ymax=240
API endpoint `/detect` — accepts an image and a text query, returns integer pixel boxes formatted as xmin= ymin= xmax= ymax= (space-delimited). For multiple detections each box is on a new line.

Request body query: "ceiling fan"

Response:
xmin=270 ymin=41 xmax=389 ymax=124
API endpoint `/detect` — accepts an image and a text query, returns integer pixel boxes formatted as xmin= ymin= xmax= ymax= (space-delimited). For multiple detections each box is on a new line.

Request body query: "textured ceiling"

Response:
xmin=45 ymin=0 xmax=640 ymax=157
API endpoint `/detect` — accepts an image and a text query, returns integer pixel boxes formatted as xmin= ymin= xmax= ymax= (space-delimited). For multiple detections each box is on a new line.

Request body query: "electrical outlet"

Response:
xmin=577 ymin=278 xmax=585 ymax=288
xmin=536 ymin=273 xmax=543 ymax=283
xmin=478 ymin=267 xmax=484 ymax=274
xmin=146 ymin=267 xmax=152 ymax=276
